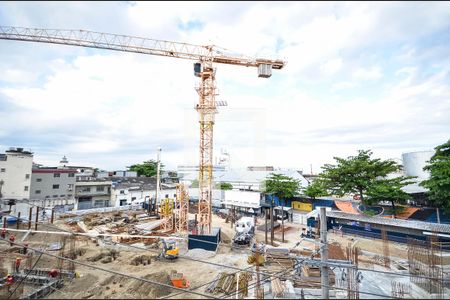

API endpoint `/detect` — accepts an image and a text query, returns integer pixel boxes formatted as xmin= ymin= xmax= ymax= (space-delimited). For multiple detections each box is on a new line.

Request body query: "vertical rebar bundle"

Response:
xmin=346 ymin=243 xmax=360 ymax=300
xmin=381 ymin=226 xmax=390 ymax=268
xmin=407 ymin=235 xmax=444 ymax=296
xmin=391 ymin=281 xmax=411 ymax=298
xmin=175 ymin=184 xmax=189 ymax=233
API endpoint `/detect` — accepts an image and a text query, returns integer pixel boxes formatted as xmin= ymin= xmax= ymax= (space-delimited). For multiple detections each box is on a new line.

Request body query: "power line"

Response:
xmin=0 ymin=239 xmax=217 ymax=299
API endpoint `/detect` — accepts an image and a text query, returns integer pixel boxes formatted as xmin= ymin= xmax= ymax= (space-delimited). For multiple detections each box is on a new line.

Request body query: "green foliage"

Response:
xmin=366 ymin=176 xmax=415 ymax=217
xmin=263 ymin=173 xmax=301 ymax=201
xmin=127 ymin=160 xmax=164 ymax=177
xmin=362 ymin=210 xmax=377 ymax=217
xmin=303 ymin=179 xmax=328 ymax=200
xmin=216 ymin=182 xmax=233 ymax=190
xmin=420 ymin=139 xmax=450 ymax=213
xmin=191 ymin=179 xmax=199 ymax=188
xmin=320 ymin=150 xmax=402 ymax=202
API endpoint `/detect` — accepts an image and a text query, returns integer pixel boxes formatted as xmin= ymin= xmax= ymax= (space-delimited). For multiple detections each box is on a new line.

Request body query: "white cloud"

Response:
xmin=353 ymin=66 xmax=383 ymax=81
xmin=0 ymin=1 xmax=449 ymax=172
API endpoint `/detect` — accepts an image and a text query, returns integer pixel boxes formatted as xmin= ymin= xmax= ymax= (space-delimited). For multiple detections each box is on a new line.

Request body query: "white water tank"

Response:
xmin=402 ymin=151 xmax=434 ymax=179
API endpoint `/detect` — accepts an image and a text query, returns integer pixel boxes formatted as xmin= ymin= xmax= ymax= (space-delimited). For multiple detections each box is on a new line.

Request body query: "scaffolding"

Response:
xmin=175 ymin=184 xmax=189 ymax=234
xmin=161 ymin=198 xmax=174 ymax=232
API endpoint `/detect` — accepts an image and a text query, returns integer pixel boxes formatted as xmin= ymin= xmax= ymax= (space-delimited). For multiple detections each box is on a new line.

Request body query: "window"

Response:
xmin=35 ymin=190 xmax=41 ymax=194
xmin=54 ymin=173 xmax=60 ymax=178
xmin=53 ymin=195 xmax=58 ymax=198
xmin=67 ymin=184 xmax=74 ymax=190
xmin=0 ymin=168 xmax=5 ymax=172
xmin=68 ymin=173 xmax=75 ymax=177
xmin=174 ymin=194 xmax=176 ymax=198
xmin=36 ymin=178 xmax=42 ymax=182
xmin=96 ymin=186 xmax=104 ymax=192
xmin=165 ymin=194 xmax=169 ymax=198
xmin=60 ymin=194 xmax=65 ymax=197
xmin=25 ymin=174 xmax=30 ymax=179
xmin=24 ymin=186 xmax=29 ymax=191
xmin=52 ymin=184 xmax=59 ymax=189
xmin=81 ymin=187 xmax=91 ymax=192
xmin=131 ymin=197 xmax=136 ymax=201
xmin=67 ymin=194 xmax=72 ymax=197
xmin=120 ymin=190 xmax=125 ymax=195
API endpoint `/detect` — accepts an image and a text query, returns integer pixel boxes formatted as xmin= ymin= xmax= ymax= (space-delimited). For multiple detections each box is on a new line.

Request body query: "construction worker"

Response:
xmin=9 ymin=233 xmax=15 ymax=246
xmin=6 ymin=274 xmax=14 ymax=292
xmin=1 ymin=228 xmax=6 ymax=239
xmin=48 ymin=268 xmax=58 ymax=278
xmin=15 ymin=257 xmax=21 ymax=273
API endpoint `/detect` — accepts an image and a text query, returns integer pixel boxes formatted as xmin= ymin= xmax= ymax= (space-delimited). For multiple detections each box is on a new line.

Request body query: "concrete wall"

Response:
xmin=224 ymin=190 xmax=261 ymax=209
xmin=74 ymin=181 xmax=112 ymax=210
xmin=0 ymin=150 xmax=33 ymax=200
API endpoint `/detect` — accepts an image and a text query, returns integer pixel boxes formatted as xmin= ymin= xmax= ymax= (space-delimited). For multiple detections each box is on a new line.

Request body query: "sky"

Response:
xmin=0 ymin=1 xmax=449 ymax=174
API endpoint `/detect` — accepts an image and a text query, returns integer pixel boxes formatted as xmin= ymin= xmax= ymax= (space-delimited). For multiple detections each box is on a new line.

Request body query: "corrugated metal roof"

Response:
xmin=327 ymin=211 xmax=450 ymax=234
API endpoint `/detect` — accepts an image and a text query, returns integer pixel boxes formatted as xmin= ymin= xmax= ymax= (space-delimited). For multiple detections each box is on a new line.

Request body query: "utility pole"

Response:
xmin=155 ymin=147 xmax=162 ymax=215
xmin=319 ymin=207 xmax=329 ymax=299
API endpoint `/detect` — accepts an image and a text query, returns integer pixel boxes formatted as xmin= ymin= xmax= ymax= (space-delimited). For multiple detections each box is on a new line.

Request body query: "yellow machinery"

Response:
xmin=158 ymin=239 xmax=179 ymax=260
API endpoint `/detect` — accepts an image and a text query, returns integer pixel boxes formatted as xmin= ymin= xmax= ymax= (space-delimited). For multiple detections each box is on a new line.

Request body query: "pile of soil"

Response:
xmin=127 ymin=270 xmax=174 ymax=298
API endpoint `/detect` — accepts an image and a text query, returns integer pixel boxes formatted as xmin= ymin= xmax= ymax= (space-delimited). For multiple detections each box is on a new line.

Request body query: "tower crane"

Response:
xmin=0 ymin=26 xmax=285 ymax=234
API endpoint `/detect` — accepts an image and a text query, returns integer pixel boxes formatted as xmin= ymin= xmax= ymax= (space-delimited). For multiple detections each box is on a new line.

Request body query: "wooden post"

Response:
xmin=265 ymin=208 xmax=268 ymax=245
xmin=16 ymin=212 xmax=21 ymax=229
xmin=28 ymin=207 xmax=32 ymax=229
xmin=194 ymin=214 xmax=198 ymax=235
xmin=3 ymin=216 xmax=6 ymax=229
xmin=51 ymin=209 xmax=55 ymax=224
xmin=35 ymin=207 xmax=39 ymax=231
xmin=282 ymin=207 xmax=285 ymax=243
xmin=270 ymin=206 xmax=274 ymax=246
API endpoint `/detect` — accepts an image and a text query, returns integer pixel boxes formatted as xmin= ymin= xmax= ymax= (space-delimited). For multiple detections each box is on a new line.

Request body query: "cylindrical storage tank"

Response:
xmin=402 ymin=151 xmax=434 ymax=179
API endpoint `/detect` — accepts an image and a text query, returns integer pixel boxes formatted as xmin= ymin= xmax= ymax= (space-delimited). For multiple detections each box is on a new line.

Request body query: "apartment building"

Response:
xmin=30 ymin=167 xmax=77 ymax=208
xmin=0 ymin=147 xmax=33 ymax=201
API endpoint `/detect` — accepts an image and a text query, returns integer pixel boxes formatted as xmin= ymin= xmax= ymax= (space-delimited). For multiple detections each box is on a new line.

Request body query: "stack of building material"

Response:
xmin=205 ymin=272 xmax=237 ymax=295
xmin=271 ymin=277 xmax=286 ymax=297
xmin=293 ymin=265 xmax=335 ymax=288
xmin=265 ymin=248 xmax=294 ymax=270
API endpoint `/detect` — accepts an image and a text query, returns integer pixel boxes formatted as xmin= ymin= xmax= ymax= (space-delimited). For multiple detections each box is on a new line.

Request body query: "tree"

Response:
xmin=127 ymin=160 xmax=164 ymax=177
xmin=216 ymin=182 xmax=233 ymax=190
xmin=263 ymin=173 xmax=301 ymax=203
xmin=190 ymin=179 xmax=199 ymax=188
xmin=366 ymin=176 xmax=415 ymax=218
xmin=420 ymin=139 xmax=450 ymax=213
xmin=303 ymin=179 xmax=328 ymax=200
xmin=320 ymin=150 xmax=401 ymax=203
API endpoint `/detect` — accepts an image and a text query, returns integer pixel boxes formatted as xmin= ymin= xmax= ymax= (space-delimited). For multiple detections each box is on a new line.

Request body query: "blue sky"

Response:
xmin=0 ymin=1 xmax=449 ymax=173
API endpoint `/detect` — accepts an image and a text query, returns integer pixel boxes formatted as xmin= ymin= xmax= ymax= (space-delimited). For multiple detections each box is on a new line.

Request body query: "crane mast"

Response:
xmin=0 ymin=26 xmax=285 ymax=234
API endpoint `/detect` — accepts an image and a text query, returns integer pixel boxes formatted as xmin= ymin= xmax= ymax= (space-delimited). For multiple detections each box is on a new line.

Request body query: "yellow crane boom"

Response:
xmin=0 ymin=25 xmax=285 ymax=234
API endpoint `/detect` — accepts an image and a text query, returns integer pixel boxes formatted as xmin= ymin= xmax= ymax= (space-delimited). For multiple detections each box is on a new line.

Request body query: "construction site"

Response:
xmin=0 ymin=199 xmax=448 ymax=299
xmin=0 ymin=7 xmax=449 ymax=300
